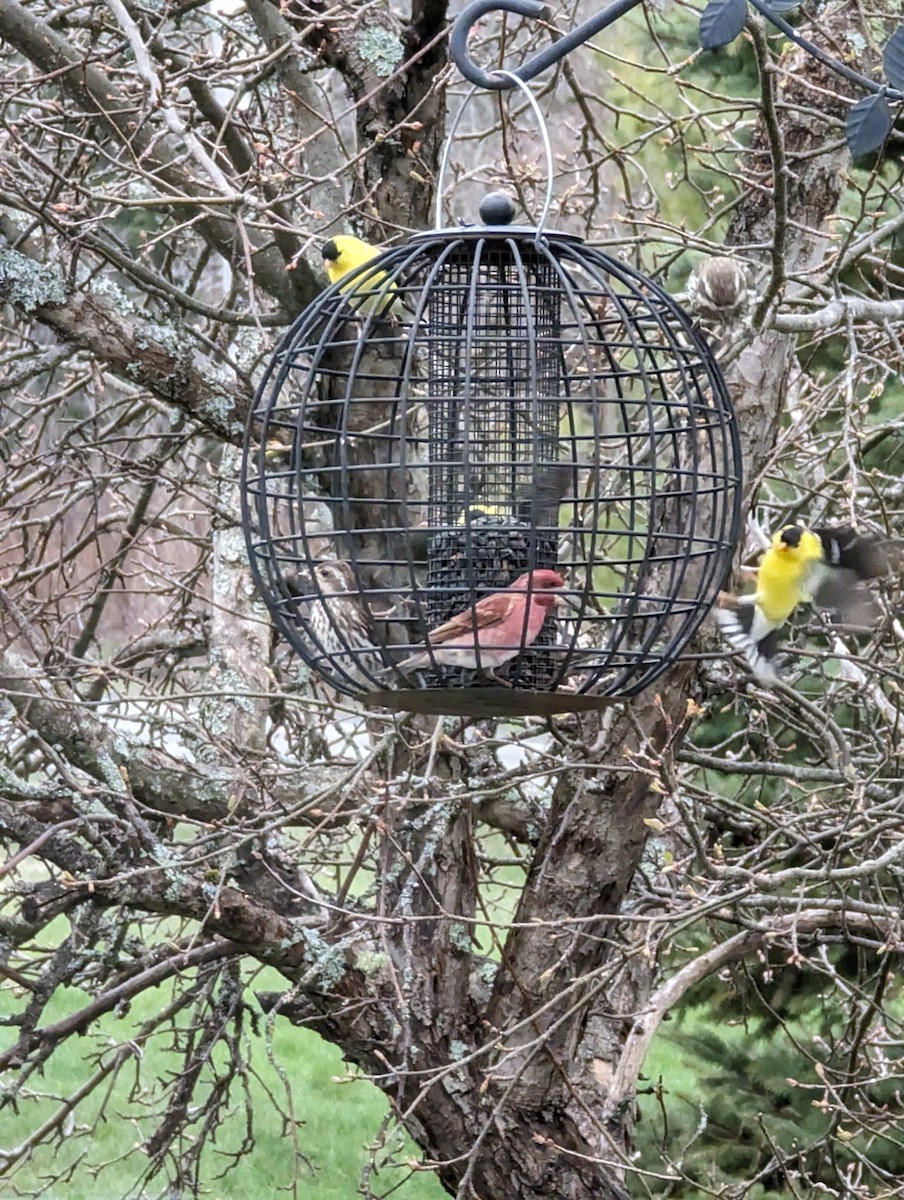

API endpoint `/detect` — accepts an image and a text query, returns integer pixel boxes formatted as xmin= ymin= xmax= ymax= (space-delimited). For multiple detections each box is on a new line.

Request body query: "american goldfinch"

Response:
xmin=321 ymin=235 xmax=402 ymax=319
xmin=714 ymin=524 xmax=893 ymax=684
xmin=456 ymin=504 xmax=514 ymax=525
xmin=454 ymin=467 xmax=572 ymax=528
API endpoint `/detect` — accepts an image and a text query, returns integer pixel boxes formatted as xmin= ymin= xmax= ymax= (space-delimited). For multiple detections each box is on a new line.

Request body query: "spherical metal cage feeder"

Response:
xmin=241 ymin=221 xmax=743 ymax=718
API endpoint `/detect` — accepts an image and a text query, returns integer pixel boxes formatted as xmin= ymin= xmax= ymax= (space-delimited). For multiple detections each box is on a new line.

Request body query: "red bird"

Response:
xmin=398 ymin=569 xmax=565 ymax=674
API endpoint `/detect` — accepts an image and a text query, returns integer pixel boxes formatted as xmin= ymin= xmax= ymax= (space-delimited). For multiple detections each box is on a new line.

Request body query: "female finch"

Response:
xmin=685 ymin=256 xmax=753 ymax=323
xmin=304 ymin=559 xmax=385 ymax=686
xmin=397 ymin=569 xmax=565 ymax=676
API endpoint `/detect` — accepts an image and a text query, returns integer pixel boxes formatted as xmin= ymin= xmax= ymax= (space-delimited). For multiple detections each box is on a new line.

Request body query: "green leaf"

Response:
xmin=699 ymin=0 xmax=748 ymax=51
xmin=883 ymin=26 xmax=904 ymax=92
xmin=846 ymin=94 xmax=892 ymax=158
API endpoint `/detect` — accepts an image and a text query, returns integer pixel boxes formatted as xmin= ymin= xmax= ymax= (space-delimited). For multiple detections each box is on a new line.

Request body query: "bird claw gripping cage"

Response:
xmin=241 ymin=194 xmax=742 ymax=717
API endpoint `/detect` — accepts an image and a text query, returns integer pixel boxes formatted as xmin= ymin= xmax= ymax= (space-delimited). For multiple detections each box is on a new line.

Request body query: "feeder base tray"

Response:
xmin=363 ymin=687 xmax=615 ymax=718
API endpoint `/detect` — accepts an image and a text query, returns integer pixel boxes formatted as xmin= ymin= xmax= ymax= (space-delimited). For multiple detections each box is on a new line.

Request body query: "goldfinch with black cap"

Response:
xmin=321 ymin=235 xmax=403 ymax=319
xmin=714 ymin=524 xmax=893 ymax=684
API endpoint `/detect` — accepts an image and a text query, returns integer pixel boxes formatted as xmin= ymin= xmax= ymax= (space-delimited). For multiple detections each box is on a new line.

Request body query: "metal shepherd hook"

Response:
xmin=449 ymin=0 xmax=646 ymax=90
xmin=449 ymin=0 xmax=904 ymax=105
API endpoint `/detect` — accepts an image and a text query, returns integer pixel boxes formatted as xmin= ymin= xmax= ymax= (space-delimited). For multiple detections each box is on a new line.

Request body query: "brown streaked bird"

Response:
xmin=304 ymin=560 xmax=385 ymax=687
xmin=685 ymin=256 xmax=752 ymax=323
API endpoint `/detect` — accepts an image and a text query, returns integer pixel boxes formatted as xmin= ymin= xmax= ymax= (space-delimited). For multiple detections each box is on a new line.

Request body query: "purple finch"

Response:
xmin=398 ymin=569 xmax=565 ymax=675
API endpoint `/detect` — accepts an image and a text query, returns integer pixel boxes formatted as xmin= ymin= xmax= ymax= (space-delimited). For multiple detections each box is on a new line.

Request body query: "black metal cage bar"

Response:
xmin=241 ymin=223 xmax=742 ymax=717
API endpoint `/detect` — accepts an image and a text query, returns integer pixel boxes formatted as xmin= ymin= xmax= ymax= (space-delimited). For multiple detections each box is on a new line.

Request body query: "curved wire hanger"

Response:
xmin=434 ymin=68 xmax=555 ymax=233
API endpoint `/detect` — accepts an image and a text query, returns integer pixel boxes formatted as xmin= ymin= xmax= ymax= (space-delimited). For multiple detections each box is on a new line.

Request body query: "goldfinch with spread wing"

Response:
xmin=322 ymin=235 xmax=403 ymax=319
xmin=714 ymin=524 xmax=894 ymax=684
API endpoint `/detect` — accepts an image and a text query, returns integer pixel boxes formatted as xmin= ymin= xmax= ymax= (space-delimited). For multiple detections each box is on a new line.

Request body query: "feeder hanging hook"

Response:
xmin=449 ymin=0 xmax=646 ymax=90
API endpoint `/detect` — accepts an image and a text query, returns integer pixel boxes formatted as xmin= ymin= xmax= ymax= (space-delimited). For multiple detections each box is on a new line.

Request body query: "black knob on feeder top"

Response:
xmin=479 ymin=191 xmax=517 ymax=226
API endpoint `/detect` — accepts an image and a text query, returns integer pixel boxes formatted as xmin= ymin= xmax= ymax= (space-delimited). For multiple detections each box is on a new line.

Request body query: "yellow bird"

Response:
xmin=456 ymin=504 xmax=513 ymax=525
xmin=321 ymin=235 xmax=402 ymax=319
xmin=714 ymin=523 xmax=893 ymax=684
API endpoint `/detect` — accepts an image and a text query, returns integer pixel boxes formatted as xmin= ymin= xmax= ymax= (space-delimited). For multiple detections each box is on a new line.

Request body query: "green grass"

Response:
xmin=0 ymin=970 xmax=446 ymax=1200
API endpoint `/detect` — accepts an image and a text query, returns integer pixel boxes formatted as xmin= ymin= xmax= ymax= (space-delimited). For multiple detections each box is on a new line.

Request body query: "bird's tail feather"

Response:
xmin=713 ymin=600 xmax=784 ymax=685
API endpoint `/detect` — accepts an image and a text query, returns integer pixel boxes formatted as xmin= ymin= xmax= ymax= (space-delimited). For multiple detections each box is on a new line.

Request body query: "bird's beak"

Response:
xmin=285 ymin=567 xmax=314 ymax=597
xmin=555 ymin=591 xmax=581 ymax=612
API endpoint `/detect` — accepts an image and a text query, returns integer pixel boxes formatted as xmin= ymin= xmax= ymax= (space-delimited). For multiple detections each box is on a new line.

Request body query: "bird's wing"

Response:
xmin=427 ymin=597 xmax=511 ymax=644
xmin=716 ymin=594 xmax=777 ymax=643
xmin=713 ymin=595 xmax=784 ymax=683
xmin=519 ymin=462 xmax=571 ymax=528
xmin=807 ymin=528 xmax=896 ymax=627
xmin=808 ymin=570 xmax=882 ymax=629
xmin=811 ymin=527 xmax=895 ymax=579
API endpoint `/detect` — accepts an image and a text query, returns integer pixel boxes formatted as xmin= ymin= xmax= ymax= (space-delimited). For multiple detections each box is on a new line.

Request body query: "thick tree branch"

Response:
xmin=245 ymin=0 xmax=348 ymax=235
xmin=289 ymin=0 xmax=449 ymax=235
xmin=772 ymin=296 xmax=904 ymax=331
xmin=0 ymin=246 xmax=251 ymax=441
xmin=0 ymin=647 xmax=356 ymax=825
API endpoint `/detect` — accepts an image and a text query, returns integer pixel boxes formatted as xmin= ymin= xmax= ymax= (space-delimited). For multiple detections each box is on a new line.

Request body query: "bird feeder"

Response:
xmin=241 ymin=188 xmax=742 ymax=718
